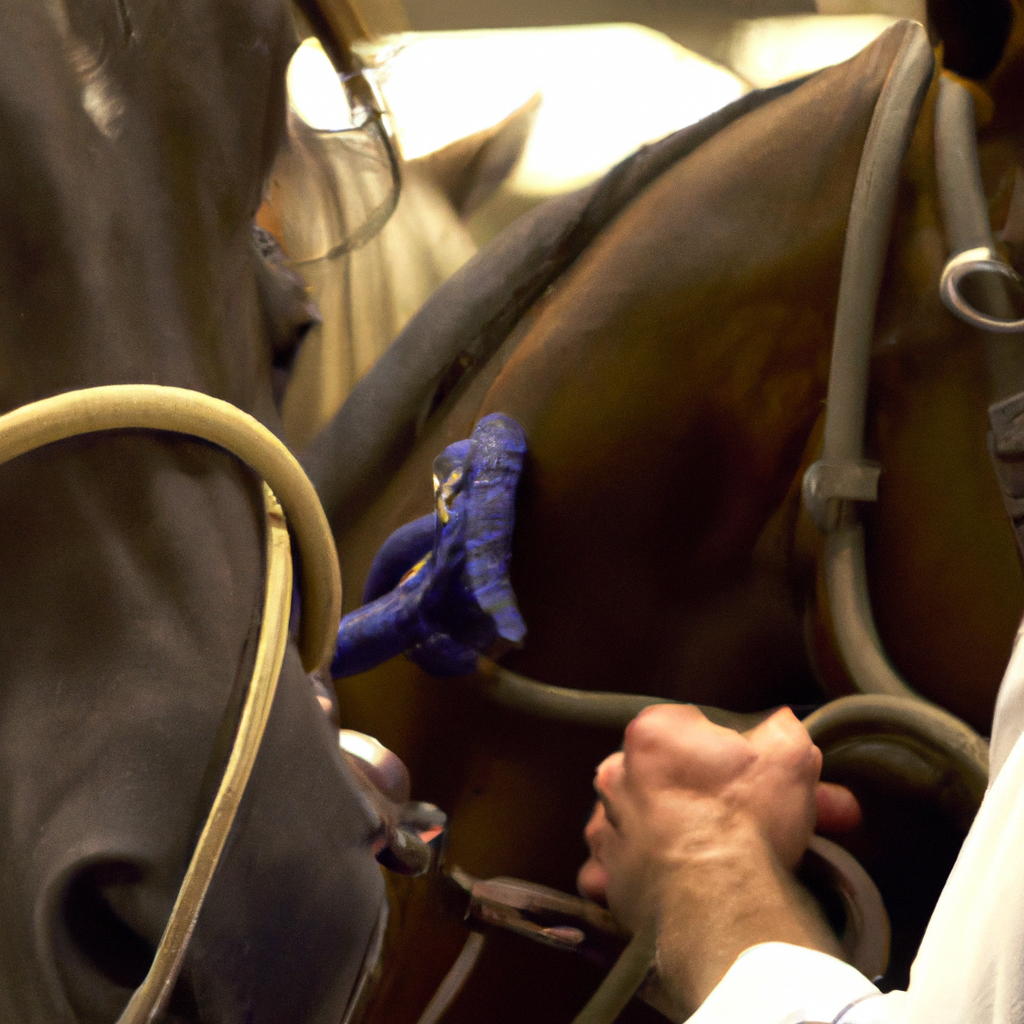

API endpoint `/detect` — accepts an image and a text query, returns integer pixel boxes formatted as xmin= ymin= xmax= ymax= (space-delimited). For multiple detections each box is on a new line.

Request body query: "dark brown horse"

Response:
xmin=0 ymin=2 xmax=397 ymax=1021
xmin=300 ymin=3 xmax=1024 ymax=1020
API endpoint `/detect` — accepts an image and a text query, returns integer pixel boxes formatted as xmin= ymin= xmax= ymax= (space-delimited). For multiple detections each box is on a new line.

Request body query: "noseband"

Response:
xmin=0 ymin=384 xmax=342 ymax=1024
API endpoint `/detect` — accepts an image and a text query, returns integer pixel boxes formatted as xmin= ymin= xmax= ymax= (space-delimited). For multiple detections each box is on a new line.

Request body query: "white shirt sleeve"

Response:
xmin=687 ymin=618 xmax=1024 ymax=1024
xmin=685 ymin=943 xmax=904 ymax=1024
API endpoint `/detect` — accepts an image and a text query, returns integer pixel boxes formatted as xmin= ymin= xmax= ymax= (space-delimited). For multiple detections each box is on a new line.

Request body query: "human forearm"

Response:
xmin=653 ymin=835 xmax=843 ymax=1016
xmin=578 ymin=706 xmax=854 ymax=1019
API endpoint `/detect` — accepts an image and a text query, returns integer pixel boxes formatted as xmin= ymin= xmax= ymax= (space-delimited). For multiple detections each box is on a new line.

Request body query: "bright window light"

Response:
xmin=364 ymin=25 xmax=749 ymax=195
xmin=287 ymin=37 xmax=358 ymax=132
xmin=727 ymin=14 xmax=899 ymax=89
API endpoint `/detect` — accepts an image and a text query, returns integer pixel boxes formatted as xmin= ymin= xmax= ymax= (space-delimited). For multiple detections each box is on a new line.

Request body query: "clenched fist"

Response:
xmin=578 ymin=704 xmax=860 ymax=1014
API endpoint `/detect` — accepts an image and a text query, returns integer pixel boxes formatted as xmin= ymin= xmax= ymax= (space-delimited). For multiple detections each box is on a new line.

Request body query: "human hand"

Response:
xmin=578 ymin=704 xmax=859 ymax=911
xmin=577 ymin=704 xmax=861 ymax=1013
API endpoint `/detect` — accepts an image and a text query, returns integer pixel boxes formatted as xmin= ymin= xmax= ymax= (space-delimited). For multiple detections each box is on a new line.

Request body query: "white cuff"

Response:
xmin=685 ymin=943 xmax=882 ymax=1024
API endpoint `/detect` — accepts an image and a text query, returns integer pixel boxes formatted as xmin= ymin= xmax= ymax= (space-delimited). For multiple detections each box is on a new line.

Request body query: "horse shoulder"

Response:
xmin=462 ymin=25 xmax=919 ymax=708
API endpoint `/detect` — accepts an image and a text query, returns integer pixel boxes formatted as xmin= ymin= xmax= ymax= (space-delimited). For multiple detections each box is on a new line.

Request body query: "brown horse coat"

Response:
xmin=301 ymin=0 xmax=1024 ymax=1012
xmin=316 ymin=23 xmax=950 ymax=1024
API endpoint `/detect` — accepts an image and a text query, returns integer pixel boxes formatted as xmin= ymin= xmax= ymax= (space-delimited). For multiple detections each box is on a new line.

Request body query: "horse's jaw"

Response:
xmin=0 ymin=1 xmax=392 ymax=1018
xmin=0 ymin=443 xmax=384 ymax=1024
xmin=7 ymin=655 xmax=387 ymax=1024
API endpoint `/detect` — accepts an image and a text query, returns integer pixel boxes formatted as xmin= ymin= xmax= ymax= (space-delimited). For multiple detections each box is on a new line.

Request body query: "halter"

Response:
xmin=0 ymin=384 xmax=342 ymax=1024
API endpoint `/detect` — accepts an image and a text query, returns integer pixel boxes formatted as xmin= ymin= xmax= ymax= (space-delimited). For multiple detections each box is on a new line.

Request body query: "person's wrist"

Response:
xmin=652 ymin=828 xmax=839 ymax=1015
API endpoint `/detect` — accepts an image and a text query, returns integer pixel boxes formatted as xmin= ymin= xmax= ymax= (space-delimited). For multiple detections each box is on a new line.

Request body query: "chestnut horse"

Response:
xmin=303 ymin=3 xmax=1024 ymax=1020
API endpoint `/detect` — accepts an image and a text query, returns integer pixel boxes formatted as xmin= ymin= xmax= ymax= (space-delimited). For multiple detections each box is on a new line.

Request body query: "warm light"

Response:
xmin=286 ymin=37 xmax=357 ymax=132
xmin=338 ymin=729 xmax=388 ymax=767
xmin=814 ymin=0 xmax=924 ymax=18
xmin=727 ymin=14 xmax=899 ymax=88
xmin=364 ymin=25 xmax=749 ymax=195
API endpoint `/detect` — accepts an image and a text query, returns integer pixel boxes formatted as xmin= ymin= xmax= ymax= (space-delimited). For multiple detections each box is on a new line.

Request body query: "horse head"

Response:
xmin=0 ymin=1 xmax=390 ymax=1021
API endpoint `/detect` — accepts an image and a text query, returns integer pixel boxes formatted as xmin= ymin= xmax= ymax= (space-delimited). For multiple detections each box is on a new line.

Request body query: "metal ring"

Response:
xmin=939 ymin=246 xmax=1024 ymax=333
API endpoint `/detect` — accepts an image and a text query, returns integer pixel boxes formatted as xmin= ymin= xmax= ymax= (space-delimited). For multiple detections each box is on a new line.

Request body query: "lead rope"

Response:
xmin=0 ymin=384 xmax=342 ymax=1023
xmin=569 ymin=930 xmax=657 ymax=1024
xmin=0 ymin=385 xmax=340 ymax=669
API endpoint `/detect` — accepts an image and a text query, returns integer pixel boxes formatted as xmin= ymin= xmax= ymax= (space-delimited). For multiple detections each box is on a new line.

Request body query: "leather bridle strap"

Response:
xmin=0 ymin=384 xmax=343 ymax=1024
xmin=800 ymin=20 xmax=933 ymax=702
xmin=0 ymin=384 xmax=340 ymax=669
xmin=120 ymin=481 xmax=293 ymax=1024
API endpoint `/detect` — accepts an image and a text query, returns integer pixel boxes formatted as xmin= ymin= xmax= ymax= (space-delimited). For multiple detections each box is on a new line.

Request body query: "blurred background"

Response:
xmin=280 ymin=0 xmax=930 ymax=443
xmin=356 ymin=0 xmax=926 ymax=242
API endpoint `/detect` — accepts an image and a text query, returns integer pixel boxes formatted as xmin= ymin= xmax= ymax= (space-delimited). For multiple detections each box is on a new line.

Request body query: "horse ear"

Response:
xmin=927 ymin=0 xmax=1015 ymax=79
xmin=408 ymin=93 xmax=541 ymax=220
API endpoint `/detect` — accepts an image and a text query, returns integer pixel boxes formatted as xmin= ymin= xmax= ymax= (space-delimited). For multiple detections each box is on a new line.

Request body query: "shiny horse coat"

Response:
xmin=306 ymin=7 xmax=1024 ymax=1021
xmin=0 ymin=2 xmax=384 ymax=1022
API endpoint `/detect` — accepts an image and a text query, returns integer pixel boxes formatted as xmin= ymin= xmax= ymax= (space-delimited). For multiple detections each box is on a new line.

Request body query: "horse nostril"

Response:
xmin=61 ymin=863 xmax=202 ymax=1019
xmin=63 ymin=863 xmax=152 ymax=991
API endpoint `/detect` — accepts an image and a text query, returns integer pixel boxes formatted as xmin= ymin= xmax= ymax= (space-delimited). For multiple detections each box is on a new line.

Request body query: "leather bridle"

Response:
xmin=0 ymin=384 xmax=342 ymax=1024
